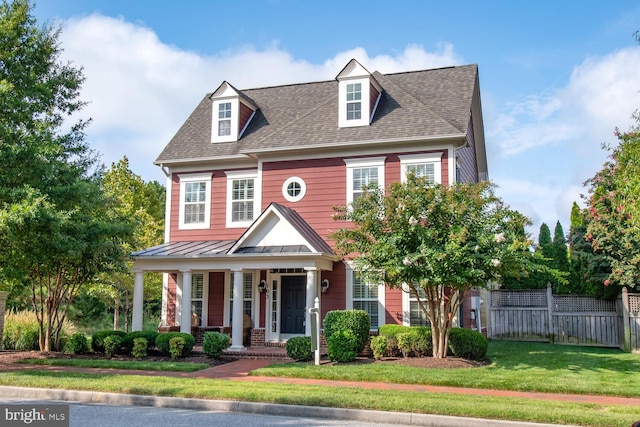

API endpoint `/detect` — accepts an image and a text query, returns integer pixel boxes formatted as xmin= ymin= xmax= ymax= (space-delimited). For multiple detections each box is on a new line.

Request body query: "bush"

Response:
xmin=202 ymin=332 xmax=230 ymax=359
xmin=370 ymin=335 xmax=387 ymax=360
xmin=326 ymin=329 xmax=358 ymax=363
xmin=448 ymin=328 xmax=488 ymax=360
xmin=169 ymin=337 xmax=185 ymax=359
xmin=63 ymin=333 xmax=89 ymax=355
xmin=323 ymin=310 xmax=370 ymax=354
xmin=104 ymin=335 xmax=123 ymax=357
xmin=378 ymin=324 xmax=410 ymax=339
xmin=91 ymin=330 xmax=127 ymax=353
xmin=121 ymin=331 xmax=158 ymax=354
xmin=155 ymin=332 xmax=195 ymax=357
xmin=132 ymin=338 xmax=148 ymax=359
xmin=285 ymin=336 xmax=312 ymax=361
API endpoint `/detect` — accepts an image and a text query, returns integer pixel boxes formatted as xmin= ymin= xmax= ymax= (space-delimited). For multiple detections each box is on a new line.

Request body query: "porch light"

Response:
xmin=321 ymin=279 xmax=330 ymax=293
xmin=258 ymin=280 xmax=267 ymax=293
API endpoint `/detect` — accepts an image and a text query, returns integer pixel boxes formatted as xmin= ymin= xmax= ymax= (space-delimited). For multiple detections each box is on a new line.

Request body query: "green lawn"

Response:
xmin=18 ymin=358 xmax=210 ymax=372
xmin=1 ymin=340 xmax=639 ymax=427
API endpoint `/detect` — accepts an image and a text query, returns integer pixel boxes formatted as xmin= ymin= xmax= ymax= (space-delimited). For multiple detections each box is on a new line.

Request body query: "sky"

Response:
xmin=32 ymin=0 xmax=640 ymax=240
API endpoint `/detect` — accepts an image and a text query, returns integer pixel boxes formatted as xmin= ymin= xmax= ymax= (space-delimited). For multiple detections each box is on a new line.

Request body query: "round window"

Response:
xmin=282 ymin=177 xmax=306 ymax=202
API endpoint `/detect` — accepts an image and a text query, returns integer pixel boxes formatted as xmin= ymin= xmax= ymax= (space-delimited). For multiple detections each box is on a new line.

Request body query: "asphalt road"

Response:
xmin=0 ymin=398 xmax=415 ymax=427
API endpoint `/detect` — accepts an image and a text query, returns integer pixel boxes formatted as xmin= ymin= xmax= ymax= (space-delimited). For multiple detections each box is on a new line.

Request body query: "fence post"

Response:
xmin=546 ymin=283 xmax=554 ymax=344
xmin=485 ymin=288 xmax=492 ymax=339
xmin=621 ymin=287 xmax=631 ymax=353
xmin=0 ymin=291 xmax=6 ymax=350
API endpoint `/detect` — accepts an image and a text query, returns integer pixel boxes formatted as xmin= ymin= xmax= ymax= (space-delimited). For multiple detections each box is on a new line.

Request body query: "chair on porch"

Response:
xmin=221 ymin=313 xmax=252 ymax=346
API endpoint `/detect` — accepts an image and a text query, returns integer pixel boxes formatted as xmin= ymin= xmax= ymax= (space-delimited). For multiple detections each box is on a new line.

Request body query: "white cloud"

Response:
xmin=58 ymin=15 xmax=463 ymax=181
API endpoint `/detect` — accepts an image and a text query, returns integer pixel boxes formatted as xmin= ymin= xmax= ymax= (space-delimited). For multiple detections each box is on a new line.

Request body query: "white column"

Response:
xmin=132 ymin=270 xmax=144 ymax=331
xmin=305 ymin=268 xmax=318 ymax=336
xmin=160 ymin=273 xmax=169 ymax=327
xmin=229 ymin=269 xmax=245 ymax=351
xmin=180 ymin=270 xmax=192 ymax=334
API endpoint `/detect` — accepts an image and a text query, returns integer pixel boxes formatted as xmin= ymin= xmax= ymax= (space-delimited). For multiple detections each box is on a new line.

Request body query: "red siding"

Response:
xmin=320 ymin=263 xmax=346 ymax=323
xmin=369 ymin=83 xmax=379 ymax=116
xmin=208 ymin=272 xmax=225 ymax=326
xmin=239 ymin=102 xmax=253 ymax=133
xmin=384 ymin=287 xmax=404 ymax=325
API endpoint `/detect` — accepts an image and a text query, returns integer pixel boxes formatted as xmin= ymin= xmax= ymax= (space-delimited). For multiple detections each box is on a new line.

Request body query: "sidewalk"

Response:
xmin=2 ymin=358 xmax=639 ymax=407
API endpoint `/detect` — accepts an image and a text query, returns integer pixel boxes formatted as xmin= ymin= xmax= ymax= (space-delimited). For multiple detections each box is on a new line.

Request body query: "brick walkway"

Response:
xmin=2 ymin=358 xmax=639 ymax=407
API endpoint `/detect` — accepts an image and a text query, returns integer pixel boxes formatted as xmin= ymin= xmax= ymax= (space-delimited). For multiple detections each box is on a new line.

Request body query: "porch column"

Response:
xmin=229 ymin=269 xmax=245 ymax=351
xmin=305 ymin=268 xmax=318 ymax=336
xmin=180 ymin=270 xmax=192 ymax=334
xmin=132 ymin=270 xmax=144 ymax=331
xmin=159 ymin=273 xmax=169 ymax=327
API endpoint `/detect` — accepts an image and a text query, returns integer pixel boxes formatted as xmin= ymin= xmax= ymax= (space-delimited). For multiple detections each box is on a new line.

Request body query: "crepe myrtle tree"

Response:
xmin=332 ymin=176 xmax=532 ymax=358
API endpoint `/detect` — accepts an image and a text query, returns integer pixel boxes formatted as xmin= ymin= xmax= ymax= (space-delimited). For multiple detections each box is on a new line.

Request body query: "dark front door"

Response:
xmin=281 ymin=276 xmax=306 ymax=334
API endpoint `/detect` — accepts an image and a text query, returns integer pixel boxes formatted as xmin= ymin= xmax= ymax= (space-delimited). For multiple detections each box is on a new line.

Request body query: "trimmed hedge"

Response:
xmin=286 ymin=336 xmax=312 ymax=361
xmin=63 ymin=333 xmax=89 ymax=355
xmin=202 ymin=332 xmax=230 ymax=359
xmin=378 ymin=324 xmax=410 ymax=339
xmin=155 ymin=332 xmax=195 ymax=357
xmin=121 ymin=331 xmax=159 ymax=354
xmin=326 ymin=329 xmax=358 ymax=362
xmin=448 ymin=327 xmax=488 ymax=360
xmin=323 ymin=309 xmax=370 ymax=354
xmin=91 ymin=330 xmax=127 ymax=353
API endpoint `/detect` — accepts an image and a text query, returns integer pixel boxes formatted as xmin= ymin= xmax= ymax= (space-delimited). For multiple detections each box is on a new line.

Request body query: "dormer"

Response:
xmin=210 ymin=81 xmax=257 ymax=143
xmin=336 ymin=59 xmax=383 ymax=128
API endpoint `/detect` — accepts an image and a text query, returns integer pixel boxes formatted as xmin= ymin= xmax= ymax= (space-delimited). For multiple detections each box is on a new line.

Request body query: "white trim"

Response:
xmin=345 ymin=262 xmax=385 ymax=330
xmin=447 ymin=147 xmax=455 ymax=185
xmin=211 ymin=98 xmax=240 ymax=143
xmin=177 ymin=173 xmax=212 ymax=230
xmin=344 ymin=156 xmax=386 ymax=206
xmin=338 ymin=77 xmax=370 ymax=128
xmin=191 ymin=272 xmax=209 ymax=327
xmin=398 ymin=153 xmax=443 ymax=184
xmin=225 ymin=170 xmax=260 ymax=228
xmin=282 ymin=176 xmax=306 ymax=202
xmin=164 ymin=175 xmax=172 ymax=242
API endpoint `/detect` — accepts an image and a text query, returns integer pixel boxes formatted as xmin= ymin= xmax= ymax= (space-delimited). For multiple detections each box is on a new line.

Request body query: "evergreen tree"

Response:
xmin=552 ymin=221 xmax=569 ymax=272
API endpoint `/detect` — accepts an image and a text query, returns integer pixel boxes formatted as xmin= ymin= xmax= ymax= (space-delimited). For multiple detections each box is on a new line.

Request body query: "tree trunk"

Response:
xmin=113 ymin=298 xmax=119 ymax=330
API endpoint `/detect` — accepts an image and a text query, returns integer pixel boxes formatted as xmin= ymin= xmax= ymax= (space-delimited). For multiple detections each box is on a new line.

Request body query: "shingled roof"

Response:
xmin=156 ymin=64 xmax=479 ymax=164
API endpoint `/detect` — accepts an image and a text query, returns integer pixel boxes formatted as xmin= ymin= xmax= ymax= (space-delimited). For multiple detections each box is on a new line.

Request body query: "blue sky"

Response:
xmin=33 ymin=0 xmax=640 ymax=239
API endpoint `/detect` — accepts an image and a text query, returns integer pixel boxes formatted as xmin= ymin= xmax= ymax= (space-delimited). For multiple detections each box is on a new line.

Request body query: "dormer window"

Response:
xmin=346 ymin=83 xmax=362 ymax=120
xmin=336 ymin=59 xmax=383 ymax=128
xmin=218 ymin=102 xmax=232 ymax=136
xmin=210 ymin=81 xmax=257 ymax=143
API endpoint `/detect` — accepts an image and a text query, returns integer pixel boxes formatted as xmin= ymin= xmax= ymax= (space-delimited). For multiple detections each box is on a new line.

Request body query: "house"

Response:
xmin=130 ymin=59 xmax=488 ymax=351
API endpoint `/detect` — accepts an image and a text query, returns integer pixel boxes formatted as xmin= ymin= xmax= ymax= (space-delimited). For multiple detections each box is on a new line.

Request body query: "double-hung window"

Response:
xmin=226 ymin=170 xmax=259 ymax=227
xmin=218 ymin=102 xmax=232 ymax=136
xmin=344 ymin=157 xmax=385 ymax=206
xmin=346 ymin=83 xmax=362 ymax=121
xmin=178 ymin=173 xmax=212 ymax=230
xmin=409 ymin=286 xmax=430 ymax=326
xmin=399 ymin=153 xmax=442 ymax=185
xmin=346 ymin=266 xmax=384 ymax=330
xmin=191 ymin=273 xmax=208 ymax=326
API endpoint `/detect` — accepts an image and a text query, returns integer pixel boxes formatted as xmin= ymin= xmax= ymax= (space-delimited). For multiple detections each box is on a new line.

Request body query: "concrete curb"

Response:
xmin=0 ymin=386 xmax=578 ymax=427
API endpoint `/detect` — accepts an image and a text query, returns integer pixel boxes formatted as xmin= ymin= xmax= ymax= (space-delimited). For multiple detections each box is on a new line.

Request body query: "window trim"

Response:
xmin=398 ymin=153 xmax=442 ymax=184
xmin=191 ymin=273 xmax=209 ymax=327
xmin=345 ymin=263 xmax=385 ymax=330
xmin=226 ymin=170 xmax=259 ymax=228
xmin=282 ymin=176 xmax=306 ymax=202
xmin=178 ymin=173 xmax=212 ymax=230
xmin=344 ymin=157 xmax=385 ymax=206
xmin=211 ymin=98 xmax=239 ymax=143
xmin=338 ymin=77 xmax=369 ymax=128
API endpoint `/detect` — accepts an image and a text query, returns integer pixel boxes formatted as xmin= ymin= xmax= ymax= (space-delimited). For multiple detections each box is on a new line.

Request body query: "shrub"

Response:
xmin=91 ymin=330 xmax=127 ymax=353
xmin=121 ymin=331 xmax=158 ymax=354
xmin=63 ymin=333 xmax=89 ymax=354
xmin=285 ymin=336 xmax=312 ymax=361
xmin=169 ymin=337 xmax=185 ymax=359
xmin=104 ymin=335 xmax=123 ymax=357
xmin=396 ymin=332 xmax=415 ymax=358
xmin=370 ymin=335 xmax=387 ymax=360
xmin=378 ymin=324 xmax=410 ymax=339
xmin=326 ymin=329 xmax=358 ymax=363
xmin=448 ymin=328 xmax=488 ymax=360
xmin=155 ymin=332 xmax=195 ymax=357
xmin=411 ymin=327 xmax=432 ymax=357
xmin=323 ymin=310 xmax=370 ymax=354
xmin=132 ymin=338 xmax=148 ymax=359
xmin=202 ymin=332 xmax=230 ymax=359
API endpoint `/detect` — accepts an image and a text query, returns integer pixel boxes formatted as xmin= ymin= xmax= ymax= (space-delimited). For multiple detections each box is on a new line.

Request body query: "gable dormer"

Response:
xmin=210 ymin=81 xmax=257 ymax=143
xmin=336 ymin=59 xmax=383 ymax=128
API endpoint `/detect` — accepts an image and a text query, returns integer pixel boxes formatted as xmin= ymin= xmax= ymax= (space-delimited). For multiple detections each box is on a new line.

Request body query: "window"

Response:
xmin=229 ymin=272 xmax=253 ymax=323
xmin=178 ymin=173 xmax=212 ymax=230
xmin=352 ymin=272 xmax=379 ymax=330
xmin=399 ymin=153 xmax=442 ymax=185
xmin=191 ymin=274 xmax=205 ymax=326
xmin=282 ymin=177 xmax=306 ymax=202
xmin=218 ymin=102 xmax=232 ymax=136
xmin=409 ymin=286 xmax=430 ymax=327
xmin=346 ymin=83 xmax=361 ymax=120
xmin=345 ymin=157 xmax=385 ymax=205
xmin=226 ymin=171 xmax=259 ymax=227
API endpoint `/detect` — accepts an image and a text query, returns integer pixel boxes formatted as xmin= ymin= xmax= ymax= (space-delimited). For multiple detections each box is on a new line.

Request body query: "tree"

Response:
xmin=584 ymin=113 xmax=640 ymax=290
xmin=332 ymin=176 xmax=533 ymax=358
xmin=551 ymin=221 xmax=569 ymax=273
xmin=0 ymin=0 xmax=131 ymax=350
xmin=536 ymin=223 xmax=552 ymax=259
xmin=86 ymin=157 xmax=165 ymax=331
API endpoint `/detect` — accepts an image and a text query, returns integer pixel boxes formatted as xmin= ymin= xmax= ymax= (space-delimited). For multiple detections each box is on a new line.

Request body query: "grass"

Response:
xmin=254 ymin=340 xmax=640 ymax=398
xmin=18 ymin=358 xmax=210 ymax=372
xmin=1 ymin=340 xmax=639 ymax=427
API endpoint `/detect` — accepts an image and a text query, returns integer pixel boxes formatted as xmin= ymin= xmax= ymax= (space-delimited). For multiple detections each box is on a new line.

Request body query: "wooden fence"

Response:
xmin=485 ymin=285 xmax=640 ymax=352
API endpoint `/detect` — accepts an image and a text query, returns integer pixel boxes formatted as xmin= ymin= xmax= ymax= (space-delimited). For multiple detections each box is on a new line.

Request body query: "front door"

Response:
xmin=281 ymin=275 xmax=306 ymax=334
